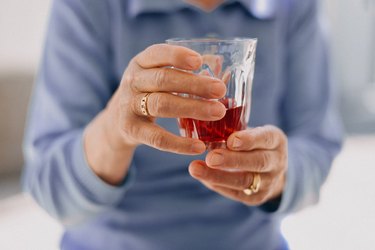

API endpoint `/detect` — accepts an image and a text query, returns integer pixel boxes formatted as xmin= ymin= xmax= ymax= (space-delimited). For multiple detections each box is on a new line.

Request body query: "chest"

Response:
xmin=113 ymin=5 xmax=287 ymax=133
xmin=111 ymin=6 xmax=287 ymax=173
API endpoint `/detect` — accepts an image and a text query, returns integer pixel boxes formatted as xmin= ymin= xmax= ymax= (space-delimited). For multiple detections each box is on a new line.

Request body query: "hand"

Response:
xmin=189 ymin=125 xmax=288 ymax=206
xmin=106 ymin=44 xmax=227 ymax=154
xmin=84 ymin=44 xmax=227 ymax=184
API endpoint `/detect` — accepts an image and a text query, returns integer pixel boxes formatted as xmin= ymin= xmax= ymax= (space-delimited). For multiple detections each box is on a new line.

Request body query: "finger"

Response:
xmin=189 ymin=160 xmax=272 ymax=191
xmin=227 ymin=125 xmax=286 ymax=151
xmin=130 ymin=122 xmax=206 ymax=155
xmin=133 ymin=92 xmax=226 ymax=120
xmin=201 ymin=54 xmax=223 ymax=77
xmin=221 ymin=68 xmax=231 ymax=85
xmin=201 ymin=182 xmax=269 ymax=206
xmin=134 ymin=44 xmax=202 ymax=70
xmin=131 ymin=67 xmax=226 ymax=99
xmin=205 ymin=149 xmax=275 ymax=172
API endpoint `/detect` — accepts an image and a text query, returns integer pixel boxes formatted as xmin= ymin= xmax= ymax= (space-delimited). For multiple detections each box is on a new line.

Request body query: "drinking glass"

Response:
xmin=166 ymin=38 xmax=257 ymax=150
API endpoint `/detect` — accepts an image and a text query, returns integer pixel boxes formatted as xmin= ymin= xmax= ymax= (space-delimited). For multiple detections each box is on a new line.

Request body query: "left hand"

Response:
xmin=189 ymin=125 xmax=288 ymax=206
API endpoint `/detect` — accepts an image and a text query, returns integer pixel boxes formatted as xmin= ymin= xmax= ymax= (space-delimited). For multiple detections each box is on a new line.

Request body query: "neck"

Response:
xmin=184 ymin=0 xmax=225 ymax=12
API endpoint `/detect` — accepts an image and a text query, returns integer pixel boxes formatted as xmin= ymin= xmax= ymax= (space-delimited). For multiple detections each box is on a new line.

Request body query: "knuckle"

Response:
xmin=150 ymin=132 xmax=168 ymax=149
xmin=169 ymin=46 xmax=180 ymax=60
xmin=245 ymin=132 xmax=255 ymax=142
xmin=187 ymin=75 xmax=200 ymax=93
xmin=242 ymin=131 xmax=255 ymax=149
xmin=264 ymin=131 xmax=274 ymax=148
xmin=123 ymin=72 xmax=136 ymax=86
xmin=263 ymin=125 xmax=281 ymax=148
xmin=261 ymin=152 xmax=271 ymax=169
xmin=155 ymin=69 xmax=167 ymax=89
xmin=147 ymin=44 xmax=159 ymax=51
xmin=124 ymin=72 xmax=142 ymax=92
xmin=152 ymin=94 xmax=169 ymax=115
xmin=145 ymin=44 xmax=161 ymax=55
xmin=127 ymin=58 xmax=138 ymax=71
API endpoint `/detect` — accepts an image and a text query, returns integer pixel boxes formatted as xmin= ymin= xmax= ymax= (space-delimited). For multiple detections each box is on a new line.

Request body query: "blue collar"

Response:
xmin=128 ymin=0 xmax=276 ymax=20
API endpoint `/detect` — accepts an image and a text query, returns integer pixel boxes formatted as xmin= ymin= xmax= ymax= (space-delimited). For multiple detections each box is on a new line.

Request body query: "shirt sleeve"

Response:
xmin=22 ymin=0 xmax=135 ymax=226
xmin=260 ymin=0 xmax=344 ymax=215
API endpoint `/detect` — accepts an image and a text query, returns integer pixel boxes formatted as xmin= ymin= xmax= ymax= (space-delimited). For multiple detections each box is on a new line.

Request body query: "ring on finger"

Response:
xmin=243 ymin=173 xmax=261 ymax=196
xmin=140 ymin=93 xmax=152 ymax=116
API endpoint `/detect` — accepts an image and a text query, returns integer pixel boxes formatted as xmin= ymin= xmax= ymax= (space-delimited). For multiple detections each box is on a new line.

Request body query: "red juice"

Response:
xmin=178 ymin=99 xmax=247 ymax=147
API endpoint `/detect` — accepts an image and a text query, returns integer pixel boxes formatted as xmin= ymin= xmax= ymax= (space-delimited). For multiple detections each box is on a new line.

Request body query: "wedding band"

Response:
xmin=140 ymin=93 xmax=151 ymax=116
xmin=243 ymin=173 xmax=261 ymax=196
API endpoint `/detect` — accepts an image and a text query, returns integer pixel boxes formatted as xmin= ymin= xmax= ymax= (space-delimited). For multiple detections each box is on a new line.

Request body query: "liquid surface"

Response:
xmin=178 ymin=100 xmax=246 ymax=144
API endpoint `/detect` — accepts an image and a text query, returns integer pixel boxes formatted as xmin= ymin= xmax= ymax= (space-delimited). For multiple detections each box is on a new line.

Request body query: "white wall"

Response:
xmin=0 ymin=1 xmax=50 ymax=173
xmin=0 ymin=0 xmax=51 ymax=72
xmin=0 ymin=0 xmax=374 ymax=130
xmin=322 ymin=0 xmax=375 ymax=132
xmin=322 ymin=0 xmax=375 ymax=87
xmin=1 ymin=0 xmax=374 ymax=81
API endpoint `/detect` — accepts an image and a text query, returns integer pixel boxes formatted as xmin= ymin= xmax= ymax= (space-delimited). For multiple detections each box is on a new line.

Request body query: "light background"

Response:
xmin=0 ymin=1 xmax=374 ymax=249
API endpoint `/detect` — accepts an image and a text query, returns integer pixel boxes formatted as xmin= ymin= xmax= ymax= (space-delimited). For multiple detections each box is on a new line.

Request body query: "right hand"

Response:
xmin=84 ymin=44 xmax=226 ymax=184
xmin=105 ymin=44 xmax=227 ymax=154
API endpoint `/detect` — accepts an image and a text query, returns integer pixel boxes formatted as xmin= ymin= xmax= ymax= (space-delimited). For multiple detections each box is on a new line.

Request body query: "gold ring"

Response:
xmin=140 ymin=93 xmax=151 ymax=116
xmin=243 ymin=173 xmax=261 ymax=196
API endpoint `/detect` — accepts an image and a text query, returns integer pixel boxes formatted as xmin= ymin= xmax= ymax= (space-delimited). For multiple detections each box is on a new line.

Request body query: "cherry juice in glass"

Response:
xmin=167 ymin=38 xmax=257 ymax=149
xmin=178 ymin=99 xmax=247 ymax=147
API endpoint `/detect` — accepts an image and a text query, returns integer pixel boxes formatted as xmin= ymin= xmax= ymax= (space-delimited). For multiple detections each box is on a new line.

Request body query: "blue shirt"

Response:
xmin=23 ymin=0 xmax=343 ymax=249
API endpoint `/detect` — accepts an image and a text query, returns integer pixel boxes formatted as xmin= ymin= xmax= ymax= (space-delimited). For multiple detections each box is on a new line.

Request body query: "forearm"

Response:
xmin=84 ymin=107 xmax=136 ymax=186
xmin=265 ymin=0 xmax=344 ymax=216
xmin=21 ymin=0 xmax=138 ymax=226
xmin=274 ymin=132 xmax=342 ymax=215
xmin=23 ymin=130 xmax=135 ymax=226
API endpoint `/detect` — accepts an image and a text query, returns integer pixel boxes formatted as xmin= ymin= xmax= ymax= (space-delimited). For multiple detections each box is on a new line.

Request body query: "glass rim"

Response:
xmin=166 ymin=37 xmax=257 ymax=44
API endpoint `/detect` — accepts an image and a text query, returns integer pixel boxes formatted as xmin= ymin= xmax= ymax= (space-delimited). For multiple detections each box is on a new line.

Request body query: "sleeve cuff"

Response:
xmin=71 ymin=132 xmax=136 ymax=205
xmin=273 ymin=152 xmax=297 ymax=215
xmin=258 ymin=142 xmax=298 ymax=215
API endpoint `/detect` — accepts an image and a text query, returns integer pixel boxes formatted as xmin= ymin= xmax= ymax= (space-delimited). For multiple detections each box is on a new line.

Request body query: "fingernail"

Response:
xmin=186 ymin=56 xmax=201 ymax=69
xmin=192 ymin=141 xmax=206 ymax=153
xmin=210 ymin=102 xmax=226 ymax=118
xmin=232 ymin=137 xmax=242 ymax=148
xmin=209 ymin=153 xmax=224 ymax=166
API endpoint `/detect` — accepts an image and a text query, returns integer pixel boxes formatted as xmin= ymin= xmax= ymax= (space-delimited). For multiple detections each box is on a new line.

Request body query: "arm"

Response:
xmin=188 ymin=0 xmax=343 ymax=215
xmin=276 ymin=0 xmax=343 ymax=214
xmin=22 ymin=0 xmax=134 ymax=226
xmin=23 ymin=0 xmax=226 ymax=226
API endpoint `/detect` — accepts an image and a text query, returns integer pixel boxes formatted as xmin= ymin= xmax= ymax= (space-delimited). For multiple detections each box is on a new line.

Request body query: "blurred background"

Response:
xmin=0 ymin=0 xmax=374 ymax=249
